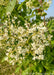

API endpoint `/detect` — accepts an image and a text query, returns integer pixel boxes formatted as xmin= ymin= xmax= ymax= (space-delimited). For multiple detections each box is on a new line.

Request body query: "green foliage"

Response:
xmin=47 ymin=20 xmax=54 ymax=33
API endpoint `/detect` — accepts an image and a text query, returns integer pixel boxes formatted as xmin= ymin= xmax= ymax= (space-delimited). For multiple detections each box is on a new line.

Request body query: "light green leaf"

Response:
xmin=22 ymin=67 xmax=30 ymax=75
xmin=15 ymin=67 xmax=20 ymax=73
xmin=18 ymin=0 xmax=26 ymax=10
xmin=6 ymin=0 xmax=17 ymax=14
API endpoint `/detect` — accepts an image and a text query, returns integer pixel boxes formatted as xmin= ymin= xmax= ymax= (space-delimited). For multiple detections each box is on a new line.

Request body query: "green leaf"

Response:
xmin=25 ymin=14 xmax=35 ymax=19
xmin=18 ymin=15 xmax=24 ymax=22
xmin=1 ymin=57 xmax=7 ymax=62
xmin=6 ymin=0 xmax=17 ymax=14
xmin=18 ymin=0 xmax=26 ymax=10
xmin=51 ymin=41 xmax=54 ymax=45
xmin=42 ymin=12 xmax=47 ymax=16
xmin=15 ymin=67 xmax=21 ymax=73
xmin=22 ymin=67 xmax=30 ymax=75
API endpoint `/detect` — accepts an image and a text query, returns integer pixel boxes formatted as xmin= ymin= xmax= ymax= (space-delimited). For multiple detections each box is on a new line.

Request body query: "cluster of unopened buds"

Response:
xmin=0 ymin=12 xmax=53 ymax=65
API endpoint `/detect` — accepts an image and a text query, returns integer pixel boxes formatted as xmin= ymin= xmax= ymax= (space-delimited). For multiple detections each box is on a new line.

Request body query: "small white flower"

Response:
xmin=10 ymin=54 xmax=14 ymax=58
xmin=11 ymin=24 xmax=13 ymax=29
xmin=47 ymin=1 xmax=52 ymax=4
xmin=0 ymin=36 xmax=3 ymax=40
xmin=14 ymin=16 xmax=17 ymax=19
xmin=39 ymin=55 xmax=44 ymax=60
xmin=18 ymin=21 xmax=20 ymax=25
xmin=26 ymin=2 xmax=30 ymax=7
xmin=6 ymin=12 xmax=11 ymax=15
xmin=47 ymin=35 xmax=53 ymax=41
xmin=12 ymin=19 xmax=15 ymax=23
xmin=32 ymin=56 xmax=36 ymax=60
xmin=12 ymin=62 xmax=14 ymax=65
xmin=0 ymin=27 xmax=2 ymax=29
xmin=29 ymin=29 xmax=33 ymax=33
xmin=4 ymin=28 xmax=8 ymax=33
xmin=18 ymin=27 xmax=25 ymax=34
xmin=6 ymin=53 xmax=9 ymax=56
xmin=5 ymin=57 xmax=8 ymax=61
xmin=31 ymin=42 xmax=36 ymax=50
xmin=18 ymin=46 xmax=22 ymax=50
xmin=7 ymin=48 xmax=12 ymax=52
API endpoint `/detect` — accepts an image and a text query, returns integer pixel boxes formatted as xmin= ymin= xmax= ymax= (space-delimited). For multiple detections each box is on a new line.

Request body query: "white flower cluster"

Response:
xmin=26 ymin=0 xmax=52 ymax=9
xmin=26 ymin=0 xmax=34 ymax=9
xmin=0 ymin=15 xmax=52 ymax=65
xmin=46 ymin=0 xmax=52 ymax=5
